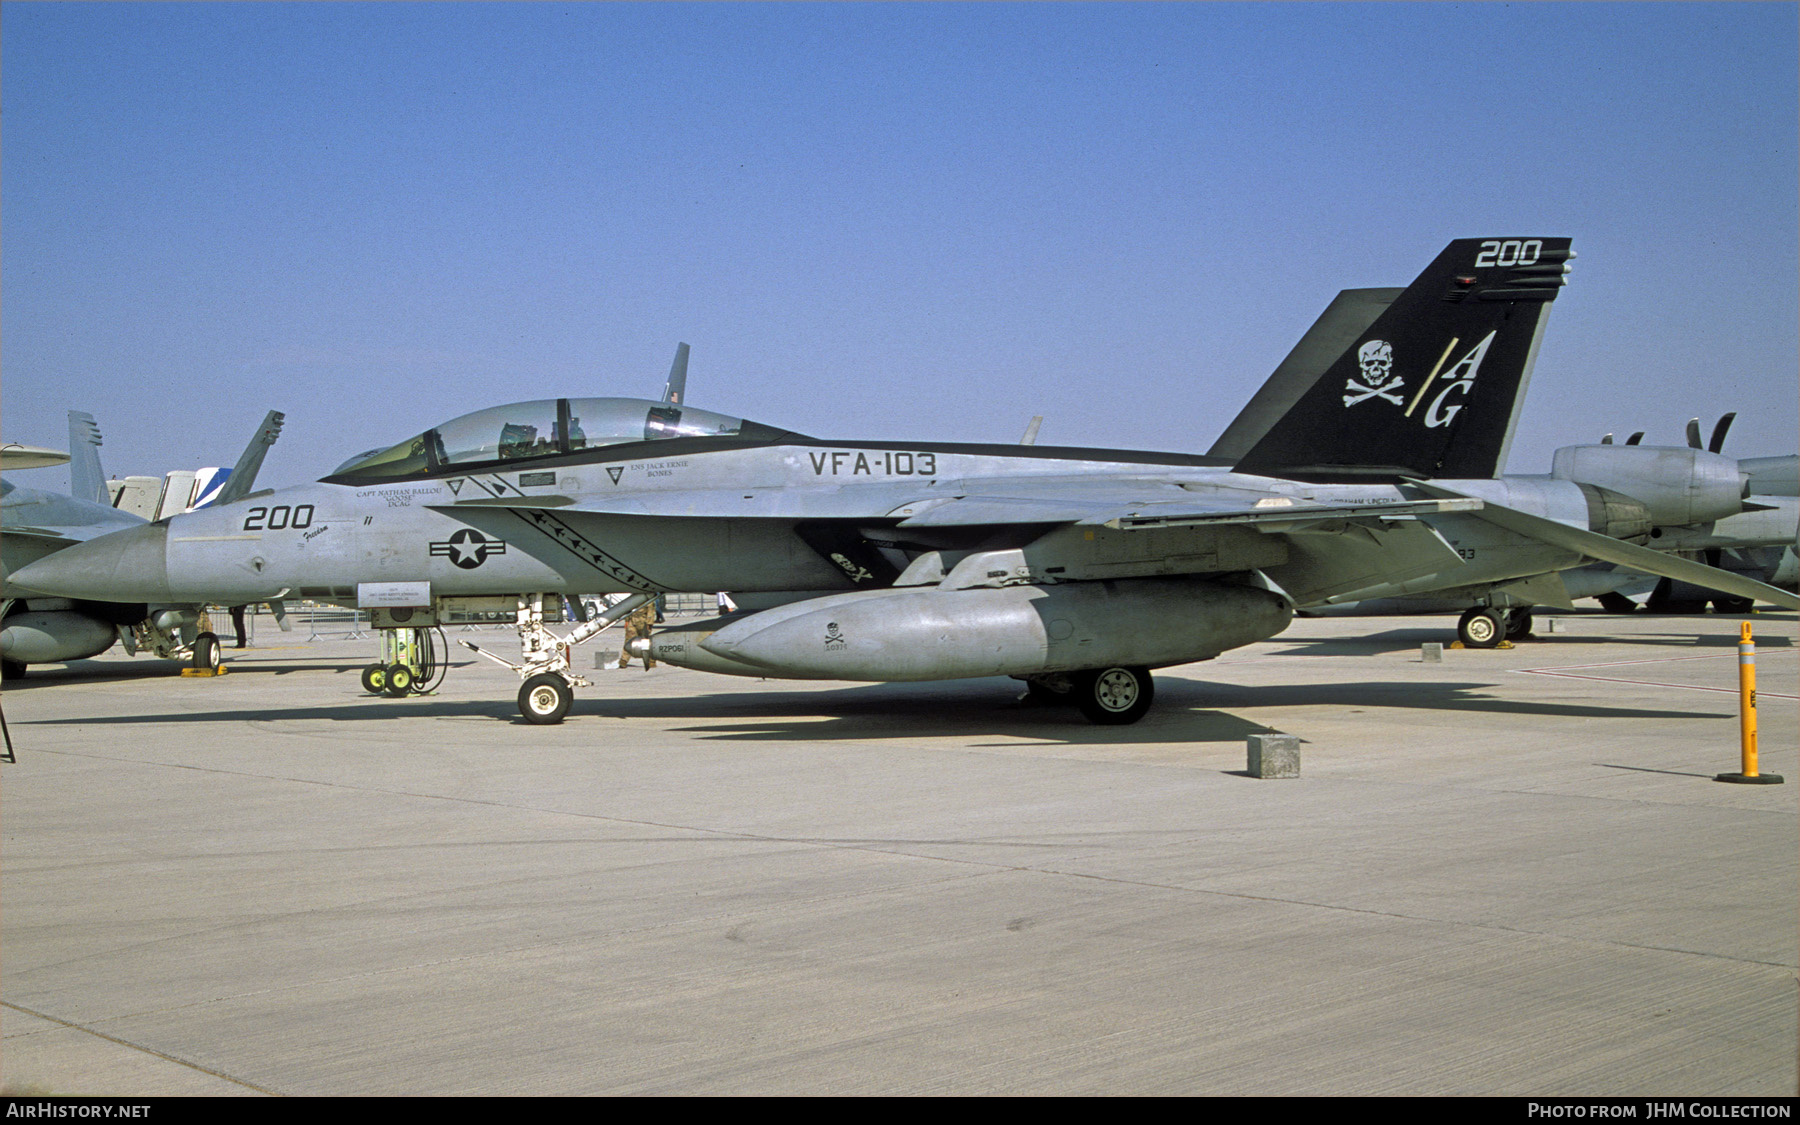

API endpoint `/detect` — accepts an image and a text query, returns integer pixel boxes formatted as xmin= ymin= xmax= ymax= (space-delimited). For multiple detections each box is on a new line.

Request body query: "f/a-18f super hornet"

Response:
xmin=17 ymin=237 xmax=1795 ymax=724
xmin=2 ymin=409 xmax=285 ymax=679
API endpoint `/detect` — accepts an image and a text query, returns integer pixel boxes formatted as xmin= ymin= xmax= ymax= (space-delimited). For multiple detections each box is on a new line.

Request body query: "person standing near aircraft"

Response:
xmin=617 ymin=601 xmax=657 ymax=669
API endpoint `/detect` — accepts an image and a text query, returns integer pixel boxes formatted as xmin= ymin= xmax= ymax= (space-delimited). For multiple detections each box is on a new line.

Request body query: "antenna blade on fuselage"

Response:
xmin=662 ymin=342 xmax=691 ymax=405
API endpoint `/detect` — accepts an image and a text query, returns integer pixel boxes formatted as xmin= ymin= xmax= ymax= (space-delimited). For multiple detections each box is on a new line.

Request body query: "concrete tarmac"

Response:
xmin=2 ymin=612 xmax=1794 ymax=1096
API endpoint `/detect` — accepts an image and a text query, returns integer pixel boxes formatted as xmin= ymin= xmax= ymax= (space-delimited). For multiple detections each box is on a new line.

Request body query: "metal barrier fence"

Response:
xmin=300 ymin=603 xmax=369 ymax=641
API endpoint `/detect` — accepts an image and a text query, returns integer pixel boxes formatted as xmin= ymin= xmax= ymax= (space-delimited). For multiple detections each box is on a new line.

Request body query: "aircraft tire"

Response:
xmin=1712 ymin=596 xmax=1754 ymax=614
xmin=1504 ymin=609 xmax=1534 ymax=641
xmin=1457 ymin=608 xmax=1504 ymax=649
xmin=384 ymin=663 xmax=415 ymax=697
xmin=1594 ymin=592 xmax=1639 ymax=615
xmin=193 ymin=632 xmax=222 ymax=673
xmin=1075 ymin=666 xmax=1154 ymax=726
xmin=1646 ymin=578 xmax=1707 ymax=614
xmin=1 ymin=659 xmax=24 ymax=682
xmin=361 ymin=664 xmax=387 ymax=695
xmin=519 ymin=673 xmax=572 ymax=725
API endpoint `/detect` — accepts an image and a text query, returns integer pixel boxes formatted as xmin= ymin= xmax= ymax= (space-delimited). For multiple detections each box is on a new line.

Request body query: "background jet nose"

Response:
xmin=11 ymin=522 xmax=172 ymax=603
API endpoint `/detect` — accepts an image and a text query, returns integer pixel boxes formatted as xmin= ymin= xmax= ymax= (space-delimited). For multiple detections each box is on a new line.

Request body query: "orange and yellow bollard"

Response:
xmin=1716 ymin=622 xmax=1783 ymax=784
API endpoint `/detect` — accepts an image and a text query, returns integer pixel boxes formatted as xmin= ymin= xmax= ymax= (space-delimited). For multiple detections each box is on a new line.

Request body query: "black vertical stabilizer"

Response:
xmin=1207 ymin=287 xmax=1402 ymax=461
xmin=1233 ymin=237 xmax=1573 ymax=482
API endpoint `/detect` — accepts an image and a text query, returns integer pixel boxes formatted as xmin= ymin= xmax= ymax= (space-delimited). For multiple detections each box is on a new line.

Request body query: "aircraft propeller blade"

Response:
xmin=1685 ymin=418 xmax=1703 ymax=450
xmin=1708 ymin=412 xmax=1736 ymax=454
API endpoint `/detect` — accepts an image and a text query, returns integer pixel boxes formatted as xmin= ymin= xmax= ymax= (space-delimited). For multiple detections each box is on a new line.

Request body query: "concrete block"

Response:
xmin=1248 ymin=733 xmax=1300 ymax=778
xmin=1421 ymin=642 xmax=1443 ymax=662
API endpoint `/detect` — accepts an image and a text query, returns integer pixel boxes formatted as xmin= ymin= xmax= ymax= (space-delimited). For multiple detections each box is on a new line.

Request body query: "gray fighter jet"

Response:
xmin=17 ymin=237 xmax=1795 ymax=724
xmin=2 ymin=409 xmax=285 ymax=678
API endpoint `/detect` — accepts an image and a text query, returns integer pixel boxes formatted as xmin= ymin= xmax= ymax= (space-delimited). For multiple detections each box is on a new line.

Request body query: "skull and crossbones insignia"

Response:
xmin=1343 ymin=339 xmax=1404 ymax=407
xmin=830 ymin=552 xmax=874 ymax=584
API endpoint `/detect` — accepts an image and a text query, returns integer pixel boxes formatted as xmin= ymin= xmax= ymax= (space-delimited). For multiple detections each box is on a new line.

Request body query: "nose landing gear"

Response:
xmin=518 ymin=673 xmax=574 ymax=724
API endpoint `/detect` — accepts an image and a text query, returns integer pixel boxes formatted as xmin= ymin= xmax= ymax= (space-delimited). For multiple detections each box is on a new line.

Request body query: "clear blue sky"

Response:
xmin=5 ymin=2 xmax=1795 ymax=490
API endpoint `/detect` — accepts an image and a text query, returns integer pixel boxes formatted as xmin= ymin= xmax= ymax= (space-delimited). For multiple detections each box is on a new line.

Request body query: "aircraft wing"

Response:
xmin=1 ymin=484 xmax=146 ymax=545
xmin=432 ymin=485 xmax=930 ymax=520
xmin=1413 ymin=482 xmax=1800 ymax=610
xmin=890 ymin=492 xmax=1480 ymax=530
xmin=433 ymin=477 xmax=1480 ymax=530
xmin=1 ymin=444 xmax=70 ymax=470
xmin=2 ymin=525 xmax=91 ymax=546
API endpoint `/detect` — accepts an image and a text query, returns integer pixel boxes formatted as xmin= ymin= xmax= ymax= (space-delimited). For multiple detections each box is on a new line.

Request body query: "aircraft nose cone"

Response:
xmin=10 ymin=522 xmax=172 ymax=602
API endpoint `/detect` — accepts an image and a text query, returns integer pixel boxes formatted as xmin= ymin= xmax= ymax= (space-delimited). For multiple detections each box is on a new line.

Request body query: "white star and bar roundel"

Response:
xmin=429 ymin=528 xmax=508 ymax=569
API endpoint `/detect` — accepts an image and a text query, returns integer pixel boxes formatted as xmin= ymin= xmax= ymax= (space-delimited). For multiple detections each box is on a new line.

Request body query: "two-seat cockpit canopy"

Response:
xmin=325 ymin=397 xmax=801 ymax=483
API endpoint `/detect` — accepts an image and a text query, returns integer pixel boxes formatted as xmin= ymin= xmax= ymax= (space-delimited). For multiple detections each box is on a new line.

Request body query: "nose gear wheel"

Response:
xmin=519 ymin=673 xmax=573 ymax=725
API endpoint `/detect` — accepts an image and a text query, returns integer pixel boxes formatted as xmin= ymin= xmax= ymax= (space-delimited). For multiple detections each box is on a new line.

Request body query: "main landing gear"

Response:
xmin=1078 ymin=666 xmax=1156 ymax=725
xmin=1016 ymin=665 xmax=1158 ymax=725
xmin=460 ymin=593 xmax=653 ymax=725
xmin=113 ymin=607 xmax=220 ymax=671
xmin=1456 ymin=606 xmax=1534 ymax=649
xmin=192 ymin=632 xmax=223 ymax=673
